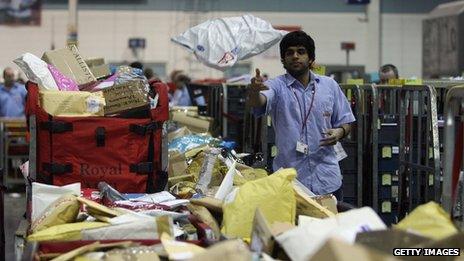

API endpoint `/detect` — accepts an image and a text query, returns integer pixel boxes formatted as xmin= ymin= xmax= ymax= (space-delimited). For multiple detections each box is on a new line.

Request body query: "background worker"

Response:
xmin=379 ymin=64 xmax=399 ymax=84
xmin=0 ymin=67 xmax=27 ymax=118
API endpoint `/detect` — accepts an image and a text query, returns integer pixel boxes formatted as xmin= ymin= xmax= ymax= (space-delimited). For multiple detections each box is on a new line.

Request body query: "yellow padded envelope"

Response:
xmin=395 ymin=201 xmax=458 ymax=240
xmin=39 ymin=90 xmax=105 ymax=117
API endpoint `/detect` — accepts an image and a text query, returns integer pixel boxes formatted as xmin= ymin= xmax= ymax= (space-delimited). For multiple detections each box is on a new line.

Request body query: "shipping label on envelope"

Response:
xmin=102 ymin=80 xmax=148 ymax=115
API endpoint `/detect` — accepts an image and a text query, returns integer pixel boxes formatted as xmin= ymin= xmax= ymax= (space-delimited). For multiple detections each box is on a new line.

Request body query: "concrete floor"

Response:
xmin=4 ymin=190 xmax=26 ymax=261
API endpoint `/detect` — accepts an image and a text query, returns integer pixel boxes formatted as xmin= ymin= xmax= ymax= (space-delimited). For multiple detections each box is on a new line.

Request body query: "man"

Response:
xmin=170 ymin=73 xmax=193 ymax=107
xmin=248 ymin=31 xmax=355 ymax=200
xmin=0 ymin=67 xmax=27 ymax=117
xmin=379 ymin=64 xmax=398 ymax=84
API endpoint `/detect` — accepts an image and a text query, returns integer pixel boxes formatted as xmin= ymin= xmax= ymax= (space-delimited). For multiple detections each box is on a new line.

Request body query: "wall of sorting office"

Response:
xmin=0 ymin=9 xmax=424 ymax=81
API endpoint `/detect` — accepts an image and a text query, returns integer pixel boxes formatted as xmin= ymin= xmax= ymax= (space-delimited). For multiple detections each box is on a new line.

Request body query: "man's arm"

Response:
xmin=339 ymin=124 xmax=351 ymax=139
xmin=249 ymin=92 xmax=267 ymax=108
xmin=247 ymin=68 xmax=268 ymax=108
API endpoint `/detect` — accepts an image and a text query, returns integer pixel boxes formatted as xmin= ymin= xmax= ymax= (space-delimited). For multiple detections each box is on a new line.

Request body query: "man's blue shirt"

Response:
xmin=0 ymin=83 xmax=27 ymax=118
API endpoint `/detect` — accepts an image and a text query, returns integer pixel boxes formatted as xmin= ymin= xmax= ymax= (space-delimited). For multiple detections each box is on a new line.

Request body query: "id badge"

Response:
xmin=296 ymin=141 xmax=309 ymax=155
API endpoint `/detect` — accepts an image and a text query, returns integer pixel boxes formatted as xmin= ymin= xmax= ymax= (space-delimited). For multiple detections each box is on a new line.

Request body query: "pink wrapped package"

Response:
xmin=48 ymin=64 xmax=80 ymax=91
xmin=80 ymin=73 xmax=117 ymax=92
xmin=93 ymin=73 xmax=117 ymax=90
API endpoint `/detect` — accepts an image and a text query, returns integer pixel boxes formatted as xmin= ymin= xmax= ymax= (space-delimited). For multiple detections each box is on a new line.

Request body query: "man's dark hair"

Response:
xmin=144 ymin=68 xmax=154 ymax=79
xmin=176 ymin=74 xmax=191 ymax=84
xmin=280 ymin=30 xmax=315 ymax=61
xmin=130 ymin=61 xmax=144 ymax=70
xmin=380 ymin=64 xmax=399 ymax=78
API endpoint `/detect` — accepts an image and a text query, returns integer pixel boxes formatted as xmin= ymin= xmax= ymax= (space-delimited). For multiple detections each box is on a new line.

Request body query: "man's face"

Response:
xmin=3 ymin=68 xmax=15 ymax=87
xmin=379 ymin=69 xmax=396 ymax=84
xmin=282 ymin=46 xmax=313 ymax=77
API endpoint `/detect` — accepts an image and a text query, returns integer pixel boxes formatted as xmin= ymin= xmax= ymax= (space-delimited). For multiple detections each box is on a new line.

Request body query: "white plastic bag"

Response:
xmin=13 ymin=53 xmax=59 ymax=90
xmin=171 ymin=14 xmax=287 ymax=71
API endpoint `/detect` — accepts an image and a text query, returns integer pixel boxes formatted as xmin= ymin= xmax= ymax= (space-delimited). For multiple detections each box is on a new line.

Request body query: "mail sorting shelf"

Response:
xmin=221 ymin=83 xmax=266 ymax=168
xmin=425 ymin=81 xmax=463 ymax=217
xmin=359 ymin=85 xmax=403 ymax=225
xmin=434 ymin=85 xmax=448 ymax=160
xmin=1 ymin=118 xmax=27 ymax=258
xmin=241 ymin=99 xmax=267 ymax=168
xmin=186 ymin=83 xmax=223 ymax=136
xmin=377 ymin=114 xmax=400 ymax=225
xmin=200 ymin=82 xmax=265 ymax=166
xmin=259 ymin=115 xmax=276 ymax=173
xmin=221 ymin=84 xmax=249 ymax=152
xmin=0 ymin=118 xmax=28 ymax=187
xmin=396 ymin=85 xmax=441 ymax=220
xmin=358 ymin=85 xmax=378 ymax=211
xmin=425 ymin=80 xmax=464 ymax=135
xmin=424 ymin=80 xmax=464 ymax=181
xmin=205 ymin=84 xmax=224 ymax=137
xmin=423 ymin=80 xmax=464 ymax=117
xmin=339 ymin=84 xmax=364 ymax=207
xmin=442 ymin=85 xmax=464 ymax=228
xmin=368 ymin=85 xmax=441 ymax=223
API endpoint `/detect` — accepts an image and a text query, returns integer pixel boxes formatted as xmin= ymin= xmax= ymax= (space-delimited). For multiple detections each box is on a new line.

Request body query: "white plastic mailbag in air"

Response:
xmin=171 ymin=14 xmax=287 ymax=71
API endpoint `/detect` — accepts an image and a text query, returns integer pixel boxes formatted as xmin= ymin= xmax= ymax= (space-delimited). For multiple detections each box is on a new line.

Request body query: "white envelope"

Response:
xmin=277 ymin=207 xmax=387 ymax=261
xmin=31 ymin=182 xmax=81 ymax=222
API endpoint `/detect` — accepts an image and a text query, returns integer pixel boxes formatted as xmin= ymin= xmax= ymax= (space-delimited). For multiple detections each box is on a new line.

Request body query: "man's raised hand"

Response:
xmin=247 ymin=68 xmax=268 ymax=107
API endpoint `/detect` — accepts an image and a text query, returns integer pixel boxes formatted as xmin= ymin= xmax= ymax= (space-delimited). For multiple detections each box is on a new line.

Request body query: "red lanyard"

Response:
xmin=292 ymin=86 xmax=316 ymax=134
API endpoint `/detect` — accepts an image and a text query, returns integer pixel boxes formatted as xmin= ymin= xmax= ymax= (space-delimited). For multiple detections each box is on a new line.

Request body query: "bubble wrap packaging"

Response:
xmin=168 ymin=134 xmax=218 ymax=153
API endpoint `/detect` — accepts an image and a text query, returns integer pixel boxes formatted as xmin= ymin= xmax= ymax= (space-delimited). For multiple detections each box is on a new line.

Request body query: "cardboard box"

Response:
xmin=171 ymin=111 xmax=213 ymax=133
xmin=102 ymin=80 xmax=148 ymax=115
xmin=39 ymin=90 xmax=105 ymax=117
xmin=312 ymin=194 xmax=338 ymax=215
xmin=85 ymin=57 xmax=111 ymax=79
xmin=42 ymin=45 xmax=96 ymax=88
xmin=250 ymin=208 xmax=295 ymax=257
xmin=84 ymin=57 xmax=105 ymax=67
xmin=90 ymin=64 xmax=111 ymax=79
xmin=250 ymin=208 xmax=274 ymax=255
